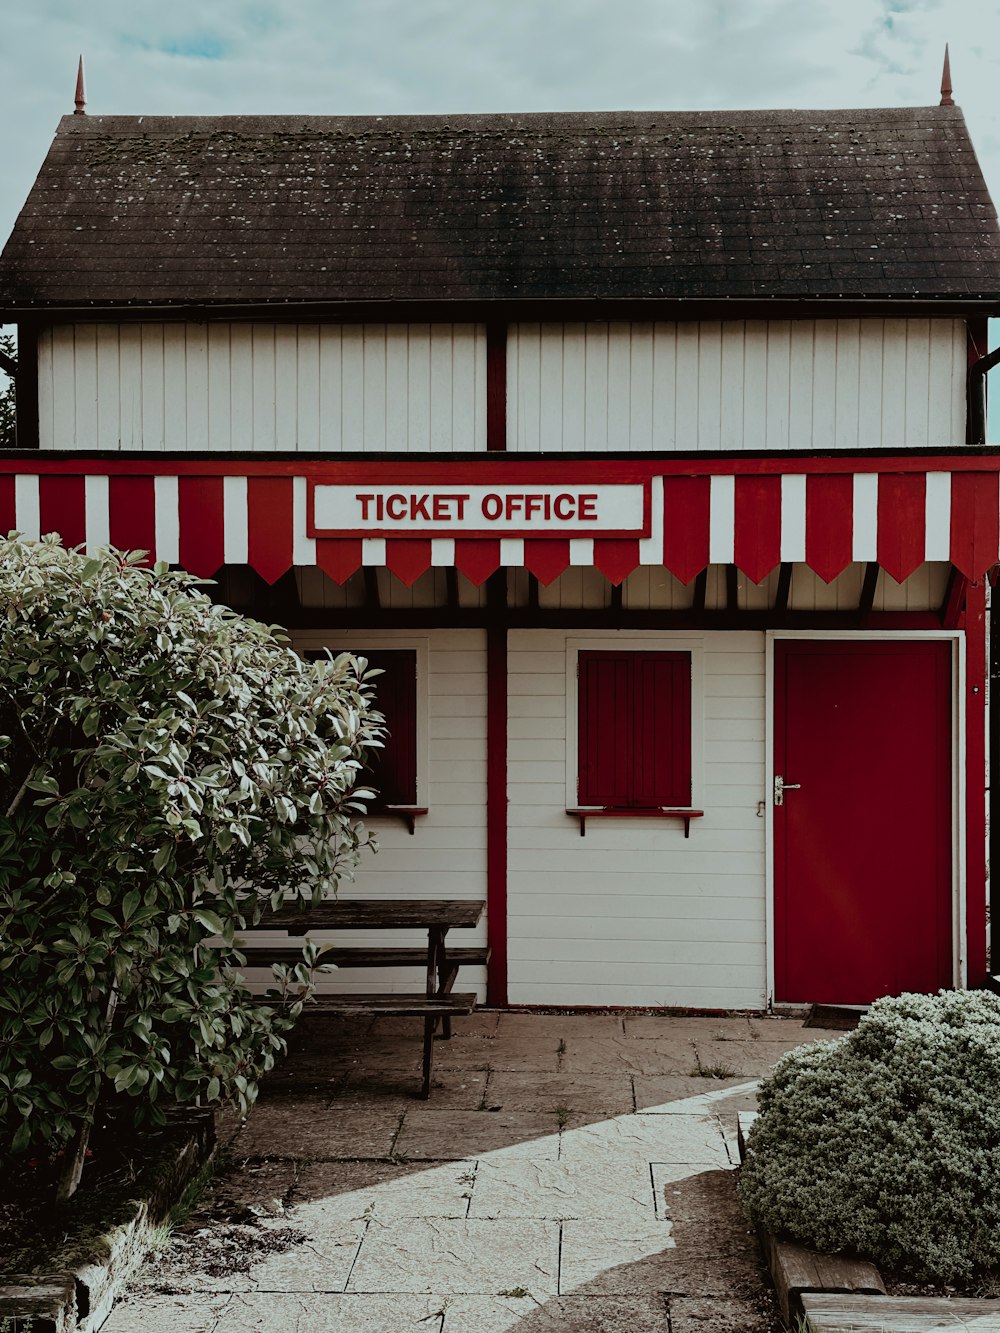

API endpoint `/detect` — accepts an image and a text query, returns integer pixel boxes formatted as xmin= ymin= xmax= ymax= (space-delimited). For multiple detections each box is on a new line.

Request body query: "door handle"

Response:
xmin=773 ymin=775 xmax=801 ymax=806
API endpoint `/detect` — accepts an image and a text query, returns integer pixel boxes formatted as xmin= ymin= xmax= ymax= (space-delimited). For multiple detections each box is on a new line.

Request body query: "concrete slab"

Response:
xmin=624 ymin=1015 xmax=754 ymax=1041
xmin=690 ymin=1039 xmax=790 ymax=1078
xmin=562 ymin=1037 xmax=701 ymax=1077
xmin=496 ymin=1013 xmax=627 ymax=1041
xmin=441 ymin=1037 xmax=560 ymax=1073
xmin=217 ymin=1291 xmax=447 ymax=1331
xmin=247 ymin=1230 xmax=362 ymax=1291
xmin=233 ymin=1103 xmax=402 ymax=1158
xmin=394 ymin=1109 xmax=561 ymax=1160
xmin=338 ymin=1067 xmax=490 ymax=1109
xmin=100 ymin=1292 xmax=230 ymax=1332
xmin=484 ymin=1071 xmax=634 ymax=1116
xmin=559 ymin=1113 xmax=730 ymax=1167
xmin=293 ymin=1159 xmax=477 ymax=1222
xmin=634 ymin=1074 xmax=759 ymax=1111
xmin=467 ymin=1156 xmax=656 ymax=1220
xmin=559 ymin=1217 xmax=675 ymax=1294
xmin=441 ymin=1293 xmax=671 ymax=1331
xmin=346 ymin=1218 xmax=560 ymax=1295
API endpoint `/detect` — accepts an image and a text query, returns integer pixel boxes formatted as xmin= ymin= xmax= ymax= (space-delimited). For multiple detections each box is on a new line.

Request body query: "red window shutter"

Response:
xmin=311 ymin=648 xmax=418 ymax=806
xmin=578 ymin=653 xmax=633 ymax=806
xmin=578 ymin=651 xmax=691 ymax=808
xmin=358 ymin=650 xmax=417 ymax=806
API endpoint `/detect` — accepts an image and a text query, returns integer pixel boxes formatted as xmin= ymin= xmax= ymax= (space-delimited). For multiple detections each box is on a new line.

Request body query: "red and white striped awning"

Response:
xmin=2 ymin=456 xmax=1000 ymax=586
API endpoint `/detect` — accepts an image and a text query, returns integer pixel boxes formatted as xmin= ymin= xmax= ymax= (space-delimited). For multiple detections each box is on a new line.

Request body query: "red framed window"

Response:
xmin=312 ymin=649 xmax=418 ymax=807
xmin=577 ymin=650 xmax=692 ymax=807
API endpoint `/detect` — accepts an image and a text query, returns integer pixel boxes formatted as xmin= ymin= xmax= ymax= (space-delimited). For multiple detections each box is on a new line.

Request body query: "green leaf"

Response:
xmin=192 ymin=908 xmax=223 ymax=935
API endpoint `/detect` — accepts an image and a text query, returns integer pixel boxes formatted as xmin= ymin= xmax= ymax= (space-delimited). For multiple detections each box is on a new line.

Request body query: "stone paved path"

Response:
xmin=104 ymin=1011 xmax=840 ymax=1332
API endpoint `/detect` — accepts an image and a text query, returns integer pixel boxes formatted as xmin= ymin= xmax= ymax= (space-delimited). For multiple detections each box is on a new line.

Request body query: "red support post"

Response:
xmin=486 ymin=575 xmax=508 ymax=1007
xmin=965 ymin=577 xmax=988 ymax=985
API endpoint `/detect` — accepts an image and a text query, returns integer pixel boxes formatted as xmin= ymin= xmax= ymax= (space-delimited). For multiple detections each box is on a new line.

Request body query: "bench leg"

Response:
xmin=421 ymin=1015 xmax=435 ymax=1098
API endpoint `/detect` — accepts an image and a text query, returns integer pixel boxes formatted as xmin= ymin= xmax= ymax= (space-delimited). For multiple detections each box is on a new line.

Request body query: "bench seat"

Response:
xmin=234 ymin=944 xmax=490 ymax=970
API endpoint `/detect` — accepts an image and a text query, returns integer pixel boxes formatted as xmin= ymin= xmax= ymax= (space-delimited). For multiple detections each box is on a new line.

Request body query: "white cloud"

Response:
xmin=2 ymin=1 xmax=1000 ymax=248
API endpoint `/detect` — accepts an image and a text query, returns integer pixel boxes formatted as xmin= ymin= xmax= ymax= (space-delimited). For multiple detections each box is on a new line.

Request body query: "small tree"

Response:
xmin=0 ymin=537 xmax=382 ymax=1201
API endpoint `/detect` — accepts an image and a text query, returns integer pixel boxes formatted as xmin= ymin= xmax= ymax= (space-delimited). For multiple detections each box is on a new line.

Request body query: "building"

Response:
xmin=2 ymin=90 xmax=1000 ymax=1011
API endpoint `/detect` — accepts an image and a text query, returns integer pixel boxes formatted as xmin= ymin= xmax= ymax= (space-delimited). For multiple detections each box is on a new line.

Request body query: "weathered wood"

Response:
xmin=261 ymin=899 xmax=486 ymax=932
xmin=767 ymin=1236 xmax=885 ymax=1324
xmin=297 ymin=992 xmax=478 ymax=1017
xmin=801 ymin=1291 xmax=1000 ymax=1330
xmin=234 ymin=945 xmax=490 ymax=969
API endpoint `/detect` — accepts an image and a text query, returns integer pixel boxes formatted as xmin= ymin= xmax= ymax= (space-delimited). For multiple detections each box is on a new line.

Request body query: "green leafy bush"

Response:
xmin=0 ymin=537 xmax=382 ymax=1197
xmin=739 ymin=990 xmax=1000 ymax=1281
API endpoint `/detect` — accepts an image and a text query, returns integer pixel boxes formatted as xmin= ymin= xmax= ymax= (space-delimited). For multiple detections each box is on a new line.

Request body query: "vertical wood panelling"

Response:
xmin=73 ymin=324 xmax=98 ymax=449
xmin=296 ymin=325 xmax=320 ymax=451
xmin=229 ymin=324 xmax=254 ymax=451
xmin=206 ymin=323 xmax=231 ymax=451
xmin=507 ymin=630 xmax=767 ymax=1008
xmin=251 ymin=325 xmax=277 ymax=451
xmin=273 ymin=325 xmax=298 ymax=451
xmin=162 ymin=323 xmax=188 ymax=450
xmin=269 ymin=630 xmax=489 ymax=1000
xmin=506 ymin=319 xmax=965 ymax=455
xmin=95 ymin=324 xmax=120 ymax=451
xmin=50 ymin=325 xmax=76 ymax=449
xmin=140 ymin=324 xmax=165 ymax=451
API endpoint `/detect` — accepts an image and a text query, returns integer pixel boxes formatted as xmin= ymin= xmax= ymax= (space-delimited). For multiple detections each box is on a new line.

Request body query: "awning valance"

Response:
xmin=1 ymin=456 xmax=998 ymax=587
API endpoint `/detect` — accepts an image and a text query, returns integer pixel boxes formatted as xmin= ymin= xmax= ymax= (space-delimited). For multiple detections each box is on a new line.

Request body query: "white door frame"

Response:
xmin=764 ymin=629 xmax=966 ymax=1007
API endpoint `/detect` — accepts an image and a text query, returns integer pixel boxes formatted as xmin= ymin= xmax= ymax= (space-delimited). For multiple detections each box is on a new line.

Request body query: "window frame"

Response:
xmin=565 ymin=634 xmax=704 ymax=813
xmin=294 ymin=632 xmax=430 ymax=813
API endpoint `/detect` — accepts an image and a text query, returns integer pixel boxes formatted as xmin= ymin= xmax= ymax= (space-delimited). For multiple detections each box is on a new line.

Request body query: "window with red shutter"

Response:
xmin=577 ymin=651 xmax=692 ymax=808
xmin=308 ymin=649 xmax=418 ymax=807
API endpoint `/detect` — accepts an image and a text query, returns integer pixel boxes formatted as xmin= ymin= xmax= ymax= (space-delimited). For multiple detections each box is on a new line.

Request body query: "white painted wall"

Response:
xmin=38 ymin=323 xmax=488 ymax=453
xmin=508 ymin=319 xmax=966 ymax=452
xmin=242 ymin=629 xmax=488 ymax=999
xmin=507 ymin=630 xmax=768 ymax=1009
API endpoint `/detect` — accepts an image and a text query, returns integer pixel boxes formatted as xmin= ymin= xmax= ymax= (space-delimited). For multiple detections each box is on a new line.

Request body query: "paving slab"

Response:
xmin=394 ymin=1108 xmax=561 ymax=1160
xmin=634 ymin=1074 xmax=759 ymax=1111
xmin=101 ymin=1292 xmax=231 ymax=1332
xmin=467 ymin=1155 xmax=656 ymax=1220
xmin=624 ymin=1015 xmax=754 ymax=1040
xmin=559 ymin=1216 xmax=675 ymax=1294
xmin=217 ymin=1291 xmax=447 ymax=1331
xmin=441 ymin=1292 xmax=671 ymax=1331
xmin=233 ymin=1102 xmax=402 ymax=1158
xmin=292 ymin=1158 xmax=477 ymax=1221
xmin=690 ymin=1039 xmax=787 ymax=1078
xmin=440 ymin=1036 xmax=561 ymax=1073
xmin=558 ymin=1036 xmax=673 ymax=1074
xmin=346 ymin=1217 xmax=560 ymax=1295
xmin=559 ymin=1112 xmax=729 ymax=1167
xmin=338 ymin=1066 xmax=490 ymax=1109
xmin=496 ymin=1013 xmax=627 ymax=1040
xmin=246 ymin=1230 xmax=362 ymax=1291
xmin=670 ymin=1294 xmax=778 ymax=1330
xmin=484 ymin=1070 xmax=633 ymax=1116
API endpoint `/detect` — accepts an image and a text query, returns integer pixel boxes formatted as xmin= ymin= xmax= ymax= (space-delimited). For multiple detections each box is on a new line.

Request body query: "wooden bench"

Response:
xmin=233 ymin=899 xmax=487 ymax=1098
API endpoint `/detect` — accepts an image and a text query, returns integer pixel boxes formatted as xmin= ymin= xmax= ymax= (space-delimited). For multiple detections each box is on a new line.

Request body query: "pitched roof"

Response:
xmin=2 ymin=106 xmax=999 ymax=311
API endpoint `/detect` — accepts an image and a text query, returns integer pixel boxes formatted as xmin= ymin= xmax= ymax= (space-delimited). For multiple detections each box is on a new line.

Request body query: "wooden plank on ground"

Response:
xmin=767 ymin=1236 xmax=884 ymax=1325
xmin=801 ymin=1291 xmax=1000 ymax=1331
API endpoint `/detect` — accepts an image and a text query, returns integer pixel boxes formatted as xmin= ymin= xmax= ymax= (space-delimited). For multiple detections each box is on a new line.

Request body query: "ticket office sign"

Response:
xmin=310 ymin=482 xmax=649 ymax=539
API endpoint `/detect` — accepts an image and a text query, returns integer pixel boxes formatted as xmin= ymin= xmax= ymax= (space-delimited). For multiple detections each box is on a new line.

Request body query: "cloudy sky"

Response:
xmin=2 ymin=0 xmax=999 ymax=248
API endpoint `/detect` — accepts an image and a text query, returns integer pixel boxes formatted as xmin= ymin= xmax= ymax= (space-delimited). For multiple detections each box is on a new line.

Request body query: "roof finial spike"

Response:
xmin=74 ymin=55 xmax=86 ymax=115
xmin=940 ymin=43 xmax=954 ymax=106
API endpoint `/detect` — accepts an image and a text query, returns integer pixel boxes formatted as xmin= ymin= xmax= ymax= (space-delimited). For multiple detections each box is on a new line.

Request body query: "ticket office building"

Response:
xmin=2 ymin=106 xmax=1000 ymax=1010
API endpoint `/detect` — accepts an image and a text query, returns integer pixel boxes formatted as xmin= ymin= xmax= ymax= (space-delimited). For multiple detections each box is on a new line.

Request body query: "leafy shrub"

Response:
xmin=739 ymin=990 xmax=1000 ymax=1281
xmin=0 ymin=537 xmax=382 ymax=1198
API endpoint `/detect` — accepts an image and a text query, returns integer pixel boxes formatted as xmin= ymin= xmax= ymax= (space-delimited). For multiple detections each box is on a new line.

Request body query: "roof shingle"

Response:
xmin=1 ymin=106 xmax=999 ymax=309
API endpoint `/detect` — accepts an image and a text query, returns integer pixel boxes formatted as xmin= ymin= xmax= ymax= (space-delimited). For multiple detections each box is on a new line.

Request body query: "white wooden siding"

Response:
xmin=508 ymin=319 xmax=966 ymax=452
xmin=244 ymin=630 xmax=488 ymax=999
xmin=507 ymin=630 xmax=767 ymax=1009
xmin=38 ymin=323 xmax=488 ymax=453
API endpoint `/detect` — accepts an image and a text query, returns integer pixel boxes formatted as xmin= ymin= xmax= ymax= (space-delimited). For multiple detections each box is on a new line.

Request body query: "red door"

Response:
xmin=774 ymin=640 xmax=953 ymax=1004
